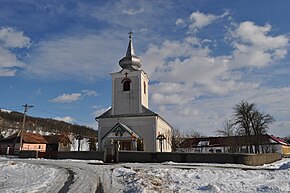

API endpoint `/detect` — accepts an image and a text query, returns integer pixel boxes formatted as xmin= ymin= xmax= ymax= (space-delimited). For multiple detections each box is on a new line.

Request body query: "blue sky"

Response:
xmin=0 ymin=0 xmax=290 ymax=137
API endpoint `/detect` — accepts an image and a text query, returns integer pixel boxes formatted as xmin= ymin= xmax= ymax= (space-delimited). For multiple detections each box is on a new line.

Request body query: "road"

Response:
xmin=0 ymin=159 xmax=112 ymax=193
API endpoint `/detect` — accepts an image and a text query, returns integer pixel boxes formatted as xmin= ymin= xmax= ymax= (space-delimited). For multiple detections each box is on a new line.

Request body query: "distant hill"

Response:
xmin=0 ymin=110 xmax=97 ymax=139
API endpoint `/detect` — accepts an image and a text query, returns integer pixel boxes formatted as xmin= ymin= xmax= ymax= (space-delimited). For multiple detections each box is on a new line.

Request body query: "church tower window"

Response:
xmin=144 ymin=81 xmax=146 ymax=94
xmin=122 ymin=79 xmax=131 ymax=91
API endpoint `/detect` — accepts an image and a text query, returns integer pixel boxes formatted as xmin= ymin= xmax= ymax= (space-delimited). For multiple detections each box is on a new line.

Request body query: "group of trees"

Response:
xmin=218 ymin=101 xmax=275 ymax=137
xmin=171 ymin=101 xmax=280 ymax=153
xmin=171 ymin=127 xmax=203 ymax=151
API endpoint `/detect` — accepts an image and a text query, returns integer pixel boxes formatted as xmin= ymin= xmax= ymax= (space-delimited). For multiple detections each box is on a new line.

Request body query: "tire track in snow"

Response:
xmin=24 ymin=160 xmax=102 ymax=193
xmin=58 ymin=168 xmax=75 ymax=193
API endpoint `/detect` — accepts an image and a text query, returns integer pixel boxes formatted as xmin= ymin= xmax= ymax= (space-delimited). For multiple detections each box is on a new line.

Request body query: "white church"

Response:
xmin=96 ymin=32 xmax=173 ymax=152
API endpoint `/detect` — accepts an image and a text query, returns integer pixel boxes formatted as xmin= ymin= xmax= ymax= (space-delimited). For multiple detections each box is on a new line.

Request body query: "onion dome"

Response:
xmin=119 ymin=31 xmax=141 ymax=70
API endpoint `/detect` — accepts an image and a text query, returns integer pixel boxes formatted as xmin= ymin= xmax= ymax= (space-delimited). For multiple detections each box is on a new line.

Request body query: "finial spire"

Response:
xmin=119 ymin=31 xmax=141 ymax=70
xmin=129 ymin=30 xmax=133 ymax=39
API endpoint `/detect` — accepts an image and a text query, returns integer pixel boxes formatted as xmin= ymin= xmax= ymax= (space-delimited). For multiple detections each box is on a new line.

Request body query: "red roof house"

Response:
xmin=0 ymin=131 xmax=47 ymax=155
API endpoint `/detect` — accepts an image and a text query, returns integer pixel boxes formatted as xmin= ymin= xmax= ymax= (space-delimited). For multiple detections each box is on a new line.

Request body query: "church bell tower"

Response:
xmin=111 ymin=32 xmax=149 ymax=115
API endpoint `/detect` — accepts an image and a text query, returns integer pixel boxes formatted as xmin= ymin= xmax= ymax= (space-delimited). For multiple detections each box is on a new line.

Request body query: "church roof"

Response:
xmin=96 ymin=106 xmax=158 ymax=119
xmin=119 ymin=31 xmax=141 ymax=70
xmin=96 ymin=106 xmax=173 ymax=130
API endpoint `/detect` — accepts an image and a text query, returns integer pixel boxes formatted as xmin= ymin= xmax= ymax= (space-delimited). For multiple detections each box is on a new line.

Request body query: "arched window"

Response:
xmin=144 ymin=81 xmax=146 ymax=94
xmin=121 ymin=77 xmax=131 ymax=91
xmin=123 ymin=80 xmax=130 ymax=91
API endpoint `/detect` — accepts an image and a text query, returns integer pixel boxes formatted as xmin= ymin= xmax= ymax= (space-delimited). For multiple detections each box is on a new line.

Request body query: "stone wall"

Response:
xmin=18 ymin=151 xmax=282 ymax=166
xmin=118 ymin=152 xmax=282 ymax=166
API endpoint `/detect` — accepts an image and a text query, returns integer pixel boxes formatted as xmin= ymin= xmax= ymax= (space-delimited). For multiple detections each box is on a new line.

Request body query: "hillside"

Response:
xmin=0 ymin=110 xmax=97 ymax=139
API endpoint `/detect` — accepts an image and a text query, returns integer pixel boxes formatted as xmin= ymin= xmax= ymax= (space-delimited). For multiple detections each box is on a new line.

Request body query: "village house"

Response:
xmin=96 ymin=32 xmax=173 ymax=152
xmin=43 ymin=134 xmax=72 ymax=152
xmin=177 ymin=134 xmax=290 ymax=156
xmin=0 ymin=131 xmax=47 ymax=155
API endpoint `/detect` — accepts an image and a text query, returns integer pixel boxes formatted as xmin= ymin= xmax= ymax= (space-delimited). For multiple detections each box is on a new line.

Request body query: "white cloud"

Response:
xmin=151 ymin=86 xmax=290 ymax=137
xmin=140 ymin=12 xmax=289 ymax=136
xmin=151 ymin=93 xmax=187 ymax=105
xmin=189 ymin=11 xmax=218 ymax=32
xmin=0 ymin=27 xmax=30 ymax=76
xmin=51 ymin=93 xmax=82 ymax=103
xmin=0 ymin=68 xmax=16 ymax=77
xmin=122 ymin=8 xmax=144 ymax=15
xmin=230 ymin=21 xmax=289 ymax=67
xmin=0 ymin=27 xmax=30 ymax=48
xmin=178 ymin=107 xmax=199 ymax=116
xmin=82 ymin=90 xmax=98 ymax=96
xmin=175 ymin=18 xmax=184 ymax=26
xmin=50 ymin=90 xmax=98 ymax=103
xmin=25 ymin=33 xmax=123 ymax=80
xmin=54 ymin=116 xmax=74 ymax=123
xmin=142 ymin=37 xmax=247 ymax=97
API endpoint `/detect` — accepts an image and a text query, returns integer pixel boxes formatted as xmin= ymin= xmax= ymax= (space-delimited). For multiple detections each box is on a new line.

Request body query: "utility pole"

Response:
xmin=19 ymin=104 xmax=34 ymax=151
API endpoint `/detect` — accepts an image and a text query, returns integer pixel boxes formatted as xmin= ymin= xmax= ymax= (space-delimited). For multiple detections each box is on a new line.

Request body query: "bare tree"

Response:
xmin=232 ymin=101 xmax=275 ymax=153
xmin=171 ymin=128 xmax=184 ymax=152
xmin=233 ymin=101 xmax=254 ymax=137
xmin=217 ymin=119 xmax=235 ymax=137
xmin=185 ymin=129 xmax=203 ymax=138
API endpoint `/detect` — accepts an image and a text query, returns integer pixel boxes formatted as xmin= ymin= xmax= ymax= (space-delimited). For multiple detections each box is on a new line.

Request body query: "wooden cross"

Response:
xmin=124 ymin=72 xmax=128 ymax=78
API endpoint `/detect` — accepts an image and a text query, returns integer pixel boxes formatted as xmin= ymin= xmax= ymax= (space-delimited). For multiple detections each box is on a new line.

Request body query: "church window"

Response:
xmin=121 ymin=77 xmax=131 ymax=91
xmin=144 ymin=81 xmax=146 ymax=94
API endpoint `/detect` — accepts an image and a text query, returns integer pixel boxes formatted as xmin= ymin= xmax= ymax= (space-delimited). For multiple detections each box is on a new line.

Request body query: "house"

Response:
xmin=177 ymin=134 xmax=290 ymax=156
xmin=0 ymin=131 xmax=47 ymax=155
xmin=43 ymin=134 xmax=72 ymax=152
xmin=96 ymin=32 xmax=173 ymax=152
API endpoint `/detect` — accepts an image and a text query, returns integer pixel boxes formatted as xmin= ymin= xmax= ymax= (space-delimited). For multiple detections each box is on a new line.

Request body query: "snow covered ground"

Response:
xmin=0 ymin=157 xmax=289 ymax=193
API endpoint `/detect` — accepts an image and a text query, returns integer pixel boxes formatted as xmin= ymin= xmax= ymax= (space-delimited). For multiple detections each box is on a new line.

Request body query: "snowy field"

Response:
xmin=0 ymin=157 xmax=290 ymax=193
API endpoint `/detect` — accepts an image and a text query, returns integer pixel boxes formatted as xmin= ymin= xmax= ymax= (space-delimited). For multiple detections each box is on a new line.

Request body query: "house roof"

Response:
xmin=268 ymin=135 xmax=289 ymax=145
xmin=179 ymin=134 xmax=290 ymax=148
xmin=43 ymin=134 xmax=72 ymax=144
xmin=0 ymin=131 xmax=47 ymax=144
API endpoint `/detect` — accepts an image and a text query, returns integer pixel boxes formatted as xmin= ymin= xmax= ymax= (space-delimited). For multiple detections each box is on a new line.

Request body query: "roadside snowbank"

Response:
xmin=0 ymin=158 xmax=289 ymax=192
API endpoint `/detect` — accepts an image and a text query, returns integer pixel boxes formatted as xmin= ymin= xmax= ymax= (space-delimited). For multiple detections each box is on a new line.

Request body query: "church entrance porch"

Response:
xmin=101 ymin=122 xmax=143 ymax=151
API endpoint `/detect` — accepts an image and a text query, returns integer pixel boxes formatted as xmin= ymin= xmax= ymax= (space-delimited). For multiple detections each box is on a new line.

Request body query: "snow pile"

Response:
xmin=113 ymin=161 xmax=290 ymax=192
xmin=0 ymin=161 xmax=63 ymax=193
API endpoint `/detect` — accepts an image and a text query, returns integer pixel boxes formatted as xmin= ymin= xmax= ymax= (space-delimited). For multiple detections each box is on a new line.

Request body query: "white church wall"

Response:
xmin=98 ymin=116 xmax=157 ymax=151
xmin=140 ymin=71 xmax=149 ymax=108
xmin=156 ymin=117 xmax=173 ymax=152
